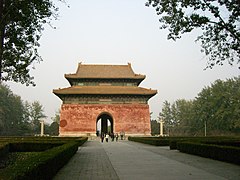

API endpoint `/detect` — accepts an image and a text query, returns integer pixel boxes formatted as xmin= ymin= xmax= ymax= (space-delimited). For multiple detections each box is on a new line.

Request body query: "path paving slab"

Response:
xmin=126 ymin=141 xmax=240 ymax=180
xmin=54 ymin=140 xmax=240 ymax=180
xmin=53 ymin=141 xmax=119 ymax=180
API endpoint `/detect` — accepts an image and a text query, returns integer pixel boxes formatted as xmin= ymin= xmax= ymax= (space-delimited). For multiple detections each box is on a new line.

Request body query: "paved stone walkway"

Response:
xmin=54 ymin=140 xmax=240 ymax=180
xmin=54 ymin=140 xmax=119 ymax=180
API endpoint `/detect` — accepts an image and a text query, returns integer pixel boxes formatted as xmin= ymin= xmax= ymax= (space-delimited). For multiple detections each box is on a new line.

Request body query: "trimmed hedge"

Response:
xmin=128 ymin=136 xmax=209 ymax=148
xmin=0 ymin=143 xmax=9 ymax=158
xmin=9 ymin=142 xmax=63 ymax=152
xmin=170 ymin=137 xmax=240 ymax=150
xmin=201 ymin=140 xmax=240 ymax=147
xmin=128 ymin=136 xmax=199 ymax=147
xmin=169 ymin=137 xmax=203 ymax=150
xmin=0 ymin=137 xmax=88 ymax=180
xmin=128 ymin=136 xmax=240 ymax=148
xmin=128 ymin=137 xmax=169 ymax=146
xmin=177 ymin=141 xmax=240 ymax=165
xmin=0 ymin=136 xmax=87 ymax=144
xmin=129 ymin=136 xmax=240 ymax=165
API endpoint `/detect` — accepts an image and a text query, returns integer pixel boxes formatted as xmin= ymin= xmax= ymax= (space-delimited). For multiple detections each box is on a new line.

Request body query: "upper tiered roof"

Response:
xmin=65 ymin=63 xmax=145 ymax=85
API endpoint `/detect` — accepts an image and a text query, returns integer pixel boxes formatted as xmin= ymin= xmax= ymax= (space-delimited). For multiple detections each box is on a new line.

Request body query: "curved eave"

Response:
xmin=53 ymin=86 xmax=157 ymax=100
xmin=65 ymin=74 xmax=146 ymax=86
xmin=65 ymin=74 xmax=146 ymax=80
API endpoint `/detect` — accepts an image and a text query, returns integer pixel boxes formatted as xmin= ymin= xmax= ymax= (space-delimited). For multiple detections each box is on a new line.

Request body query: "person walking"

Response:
xmin=105 ymin=134 xmax=109 ymax=143
xmin=115 ymin=133 xmax=119 ymax=142
xmin=120 ymin=131 xmax=123 ymax=140
xmin=101 ymin=133 xmax=104 ymax=143
xmin=111 ymin=133 xmax=115 ymax=142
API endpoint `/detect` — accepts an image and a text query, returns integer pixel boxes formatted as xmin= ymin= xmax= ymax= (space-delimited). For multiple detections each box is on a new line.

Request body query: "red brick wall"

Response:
xmin=59 ymin=104 xmax=151 ymax=136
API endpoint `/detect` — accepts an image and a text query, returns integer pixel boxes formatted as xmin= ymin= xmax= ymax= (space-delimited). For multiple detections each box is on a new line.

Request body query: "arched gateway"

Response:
xmin=96 ymin=113 xmax=113 ymax=135
xmin=53 ymin=63 xmax=157 ymax=137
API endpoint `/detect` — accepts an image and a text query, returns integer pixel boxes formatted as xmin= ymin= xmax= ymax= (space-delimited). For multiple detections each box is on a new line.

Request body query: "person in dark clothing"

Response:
xmin=120 ymin=131 xmax=123 ymax=140
xmin=105 ymin=134 xmax=109 ymax=142
xmin=115 ymin=133 xmax=119 ymax=142
xmin=101 ymin=133 xmax=104 ymax=143
xmin=111 ymin=133 xmax=115 ymax=141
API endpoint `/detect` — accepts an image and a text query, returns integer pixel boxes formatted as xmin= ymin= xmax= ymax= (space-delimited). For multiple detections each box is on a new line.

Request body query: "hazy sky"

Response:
xmin=6 ymin=0 xmax=239 ymax=123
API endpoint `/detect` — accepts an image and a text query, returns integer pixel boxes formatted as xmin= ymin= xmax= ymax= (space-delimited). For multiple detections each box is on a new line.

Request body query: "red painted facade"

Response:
xmin=59 ymin=104 xmax=151 ymax=136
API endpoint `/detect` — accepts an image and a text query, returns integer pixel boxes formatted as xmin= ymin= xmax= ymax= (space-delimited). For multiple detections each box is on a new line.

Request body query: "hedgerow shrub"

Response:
xmin=170 ymin=137 xmax=240 ymax=149
xmin=128 ymin=137 xmax=169 ymax=146
xmin=0 ymin=136 xmax=86 ymax=143
xmin=200 ymin=140 xmax=240 ymax=147
xmin=0 ymin=143 xmax=9 ymax=158
xmin=0 ymin=137 xmax=88 ymax=180
xmin=169 ymin=137 xmax=203 ymax=150
xmin=177 ymin=141 xmax=240 ymax=165
xmin=128 ymin=136 xmax=240 ymax=165
xmin=128 ymin=136 xmax=240 ymax=149
xmin=9 ymin=142 xmax=63 ymax=152
xmin=128 ymin=136 xmax=199 ymax=148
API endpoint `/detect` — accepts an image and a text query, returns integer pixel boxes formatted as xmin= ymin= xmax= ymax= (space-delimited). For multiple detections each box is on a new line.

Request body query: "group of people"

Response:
xmin=100 ymin=132 xmax=120 ymax=143
xmin=96 ymin=130 xmax=125 ymax=143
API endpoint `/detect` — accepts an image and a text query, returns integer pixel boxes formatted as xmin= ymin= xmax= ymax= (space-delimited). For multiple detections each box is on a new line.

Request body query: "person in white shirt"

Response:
xmin=105 ymin=134 xmax=109 ymax=142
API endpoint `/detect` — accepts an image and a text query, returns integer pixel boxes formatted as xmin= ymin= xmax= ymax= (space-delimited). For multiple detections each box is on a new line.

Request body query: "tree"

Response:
xmin=194 ymin=77 xmax=240 ymax=135
xmin=149 ymin=112 xmax=160 ymax=135
xmin=49 ymin=109 xmax=60 ymax=135
xmin=146 ymin=0 xmax=240 ymax=69
xmin=151 ymin=119 xmax=160 ymax=136
xmin=0 ymin=83 xmax=49 ymax=135
xmin=160 ymin=99 xmax=195 ymax=136
xmin=159 ymin=77 xmax=240 ymax=136
xmin=29 ymin=101 xmax=46 ymax=134
xmin=48 ymin=121 xmax=59 ymax=135
xmin=22 ymin=101 xmax=31 ymax=123
xmin=0 ymin=0 xmax=60 ymax=85
xmin=51 ymin=109 xmax=60 ymax=124
xmin=0 ymin=83 xmax=30 ymax=135
xmin=159 ymin=100 xmax=172 ymax=135
xmin=172 ymin=99 xmax=195 ymax=135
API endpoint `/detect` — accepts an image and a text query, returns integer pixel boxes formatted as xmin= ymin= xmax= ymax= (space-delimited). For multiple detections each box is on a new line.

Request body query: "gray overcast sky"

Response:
xmin=6 ymin=0 xmax=240 ymax=123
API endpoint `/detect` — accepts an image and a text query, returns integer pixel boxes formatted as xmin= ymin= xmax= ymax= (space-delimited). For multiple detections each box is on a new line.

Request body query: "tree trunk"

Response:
xmin=0 ymin=0 xmax=4 ymax=82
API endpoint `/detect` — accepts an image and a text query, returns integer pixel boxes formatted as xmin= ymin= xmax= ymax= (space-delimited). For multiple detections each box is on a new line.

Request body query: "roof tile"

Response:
xmin=65 ymin=63 xmax=145 ymax=79
xmin=53 ymin=86 xmax=157 ymax=96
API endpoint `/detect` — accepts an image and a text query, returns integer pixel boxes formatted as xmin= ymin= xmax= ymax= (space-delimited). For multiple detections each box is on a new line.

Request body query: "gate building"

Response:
xmin=53 ymin=63 xmax=157 ymax=136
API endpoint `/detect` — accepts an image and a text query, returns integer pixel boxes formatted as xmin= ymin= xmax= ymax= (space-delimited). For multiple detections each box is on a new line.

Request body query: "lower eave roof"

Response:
xmin=53 ymin=86 xmax=157 ymax=97
xmin=65 ymin=75 xmax=146 ymax=80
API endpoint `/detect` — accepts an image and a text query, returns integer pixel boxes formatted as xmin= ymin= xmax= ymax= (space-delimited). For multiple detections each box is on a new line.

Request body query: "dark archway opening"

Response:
xmin=96 ymin=113 xmax=113 ymax=136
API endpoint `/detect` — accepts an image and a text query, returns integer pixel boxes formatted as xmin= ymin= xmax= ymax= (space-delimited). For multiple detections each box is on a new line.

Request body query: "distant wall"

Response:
xmin=59 ymin=104 xmax=151 ymax=136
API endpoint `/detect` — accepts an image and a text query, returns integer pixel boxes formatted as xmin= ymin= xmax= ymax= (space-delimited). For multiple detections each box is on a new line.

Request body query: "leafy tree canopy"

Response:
xmin=159 ymin=76 xmax=240 ymax=136
xmin=0 ymin=83 xmax=28 ymax=135
xmin=0 ymin=83 xmax=47 ymax=135
xmin=29 ymin=100 xmax=47 ymax=133
xmin=0 ymin=0 xmax=61 ymax=86
xmin=146 ymin=0 xmax=240 ymax=69
xmin=150 ymin=119 xmax=160 ymax=136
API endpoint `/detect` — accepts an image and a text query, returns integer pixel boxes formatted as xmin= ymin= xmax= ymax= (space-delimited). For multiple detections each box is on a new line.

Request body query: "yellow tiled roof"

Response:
xmin=65 ymin=63 xmax=145 ymax=79
xmin=53 ymin=86 xmax=157 ymax=96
